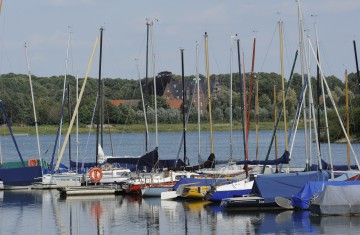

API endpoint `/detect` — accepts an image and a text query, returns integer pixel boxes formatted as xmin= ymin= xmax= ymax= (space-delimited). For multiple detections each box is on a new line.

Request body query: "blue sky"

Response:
xmin=0 ymin=0 xmax=359 ymax=81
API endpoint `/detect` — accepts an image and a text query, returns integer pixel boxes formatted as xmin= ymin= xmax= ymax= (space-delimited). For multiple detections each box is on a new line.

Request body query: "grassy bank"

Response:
xmin=0 ymin=121 xmax=301 ymax=135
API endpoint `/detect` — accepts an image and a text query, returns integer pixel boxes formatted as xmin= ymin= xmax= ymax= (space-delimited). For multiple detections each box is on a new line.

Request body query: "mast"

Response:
xmin=204 ymin=32 xmax=214 ymax=154
xmin=255 ymin=79 xmax=259 ymax=161
xmin=144 ymin=20 xmax=151 ymax=152
xmin=274 ymin=85 xmax=278 ymax=172
xmin=136 ymin=59 xmax=149 ymax=153
xmin=246 ymin=38 xmax=256 ymax=145
xmin=24 ymin=43 xmax=42 ymax=170
xmin=236 ymin=39 xmax=247 ymax=165
xmin=67 ymin=82 xmax=72 ymax=168
xmin=181 ymin=48 xmax=187 ymax=164
xmin=76 ymin=75 xmax=79 ymax=172
xmin=96 ymin=27 xmax=104 ymax=166
xmin=242 ymin=53 xmax=249 ymax=163
xmin=279 ymin=20 xmax=288 ymax=152
xmin=345 ymin=69 xmax=350 ymax=168
xmin=316 ymin=43 xmax=321 ymax=152
xmin=229 ymin=34 xmax=236 ymax=161
xmin=196 ymin=42 xmax=201 ymax=164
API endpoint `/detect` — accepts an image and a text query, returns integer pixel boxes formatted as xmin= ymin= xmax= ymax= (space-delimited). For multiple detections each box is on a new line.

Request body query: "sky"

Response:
xmin=0 ymin=0 xmax=359 ymax=81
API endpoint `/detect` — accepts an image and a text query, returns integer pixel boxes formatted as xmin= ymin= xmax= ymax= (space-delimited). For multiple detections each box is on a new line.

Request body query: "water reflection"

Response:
xmin=310 ymin=215 xmax=360 ymax=234
xmin=1 ymin=191 xmax=360 ymax=234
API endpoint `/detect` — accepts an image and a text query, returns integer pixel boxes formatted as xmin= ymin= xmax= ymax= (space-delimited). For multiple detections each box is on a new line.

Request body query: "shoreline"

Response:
xmin=1 ymin=122 xmax=292 ymax=135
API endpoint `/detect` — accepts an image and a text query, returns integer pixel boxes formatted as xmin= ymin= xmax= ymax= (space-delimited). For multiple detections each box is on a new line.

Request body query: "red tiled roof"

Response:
xmin=166 ymin=99 xmax=183 ymax=109
xmin=110 ymin=100 xmax=124 ymax=106
xmin=109 ymin=99 xmax=140 ymax=107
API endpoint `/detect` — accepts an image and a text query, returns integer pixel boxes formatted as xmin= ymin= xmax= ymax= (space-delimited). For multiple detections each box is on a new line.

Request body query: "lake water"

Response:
xmin=1 ymin=130 xmax=360 ymax=234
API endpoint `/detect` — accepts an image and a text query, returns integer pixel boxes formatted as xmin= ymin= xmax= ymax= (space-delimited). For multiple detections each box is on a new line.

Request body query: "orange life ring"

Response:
xmin=28 ymin=158 xmax=38 ymax=167
xmin=89 ymin=167 xmax=103 ymax=183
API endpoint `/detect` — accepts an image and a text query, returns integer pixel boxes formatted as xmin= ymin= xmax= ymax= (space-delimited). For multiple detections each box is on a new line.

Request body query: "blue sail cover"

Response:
xmin=310 ymin=159 xmax=359 ymax=171
xmin=251 ymin=171 xmax=331 ymax=203
xmin=236 ymin=151 xmax=290 ymax=165
xmin=291 ymin=180 xmax=360 ymax=209
xmin=0 ymin=166 xmax=42 ymax=186
xmin=105 ymin=148 xmax=159 ymax=172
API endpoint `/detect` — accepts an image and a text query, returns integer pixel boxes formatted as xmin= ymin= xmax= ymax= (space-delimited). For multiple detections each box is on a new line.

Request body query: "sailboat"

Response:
xmin=0 ymin=44 xmax=44 ymax=188
xmin=0 ymin=100 xmax=43 ymax=188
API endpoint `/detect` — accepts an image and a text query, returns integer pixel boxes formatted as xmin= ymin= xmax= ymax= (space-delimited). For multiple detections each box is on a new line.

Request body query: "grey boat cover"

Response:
xmin=310 ymin=185 xmax=360 ymax=215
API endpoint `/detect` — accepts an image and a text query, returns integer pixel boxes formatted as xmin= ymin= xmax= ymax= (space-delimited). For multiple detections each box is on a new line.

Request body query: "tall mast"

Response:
xmin=279 ymin=20 xmax=288 ymax=152
xmin=204 ymin=32 xmax=214 ymax=154
xmin=181 ymin=49 xmax=187 ymax=164
xmin=67 ymin=82 xmax=72 ymax=168
xmin=242 ymin=53 xmax=248 ymax=163
xmin=236 ymin=39 xmax=247 ymax=169
xmin=246 ymin=38 xmax=256 ymax=145
xmin=345 ymin=69 xmax=350 ymax=168
xmin=316 ymin=40 xmax=321 ymax=152
xmin=229 ymin=34 xmax=236 ymax=161
xmin=24 ymin=43 xmax=42 ymax=170
xmin=144 ymin=20 xmax=151 ymax=152
xmin=255 ymin=79 xmax=259 ymax=161
xmin=96 ymin=27 xmax=104 ymax=166
xmin=136 ymin=59 xmax=149 ymax=153
xmin=274 ymin=85 xmax=278 ymax=172
xmin=76 ymin=75 xmax=79 ymax=172
xmin=196 ymin=42 xmax=201 ymax=163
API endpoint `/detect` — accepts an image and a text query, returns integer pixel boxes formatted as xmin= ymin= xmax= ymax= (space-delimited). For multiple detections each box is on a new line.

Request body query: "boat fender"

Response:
xmin=89 ymin=167 xmax=103 ymax=183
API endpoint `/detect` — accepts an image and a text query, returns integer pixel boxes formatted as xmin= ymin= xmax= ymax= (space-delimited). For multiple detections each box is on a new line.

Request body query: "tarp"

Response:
xmin=168 ymin=153 xmax=216 ymax=171
xmin=310 ymin=185 xmax=360 ymax=215
xmin=236 ymin=151 xmax=290 ymax=165
xmin=291 ymin=180 xmax=360 ymax=209
xmin=106 ymin=148 xmax=158 ymax=168
xmin=251 ymin=171 xmax=331 ymax=203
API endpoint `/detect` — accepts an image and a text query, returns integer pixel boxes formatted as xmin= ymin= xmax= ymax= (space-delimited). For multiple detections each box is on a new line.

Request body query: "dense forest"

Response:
xmin=0 ymin=71 xmax=359 ymax=141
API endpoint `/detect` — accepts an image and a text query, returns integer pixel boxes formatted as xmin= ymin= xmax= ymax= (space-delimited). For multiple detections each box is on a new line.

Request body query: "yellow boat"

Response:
xmin=181 ymin=185 xmax=210 ymax=199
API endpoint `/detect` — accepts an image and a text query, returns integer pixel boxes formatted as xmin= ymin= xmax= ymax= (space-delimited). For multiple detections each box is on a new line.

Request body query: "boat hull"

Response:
xmin=0 ymin=166 xmax=42 ymax=187
xmin=141 ymin=186 xmax=172 ymax=197
xmin=220 ymin=196 xmax=281 ymax=211
xmin=208 ymin=189 xmax=252 ymax=202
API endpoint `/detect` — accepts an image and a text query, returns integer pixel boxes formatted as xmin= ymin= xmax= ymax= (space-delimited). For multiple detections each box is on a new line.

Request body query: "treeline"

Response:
xmin=0 ymin=72 xmax=359 ymax=141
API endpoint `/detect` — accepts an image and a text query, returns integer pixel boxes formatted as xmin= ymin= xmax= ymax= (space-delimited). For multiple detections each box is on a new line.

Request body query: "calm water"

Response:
xmin=1 ymin=131 xmax=360 ymax=234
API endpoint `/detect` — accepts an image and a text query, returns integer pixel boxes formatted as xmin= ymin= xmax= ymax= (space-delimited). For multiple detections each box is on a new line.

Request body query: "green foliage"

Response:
xmin=0 ymin=72 xmax=359 ymax=142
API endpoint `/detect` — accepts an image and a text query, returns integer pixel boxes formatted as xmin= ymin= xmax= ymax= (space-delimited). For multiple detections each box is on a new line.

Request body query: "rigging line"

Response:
xmin=260 ymin=22 xmax=278 ymax=72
